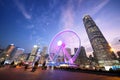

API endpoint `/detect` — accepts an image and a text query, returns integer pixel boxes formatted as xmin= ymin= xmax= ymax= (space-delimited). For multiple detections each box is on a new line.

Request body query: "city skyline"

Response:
xmin=0 ymin=0 xmax=120 ymax=56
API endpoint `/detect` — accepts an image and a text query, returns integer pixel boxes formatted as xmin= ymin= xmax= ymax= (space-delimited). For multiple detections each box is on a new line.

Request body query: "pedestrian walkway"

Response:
xmin=0 ymin=67 xmax=120 ymax=80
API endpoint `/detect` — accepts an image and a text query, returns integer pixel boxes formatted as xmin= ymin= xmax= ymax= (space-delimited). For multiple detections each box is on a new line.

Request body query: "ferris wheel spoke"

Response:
xmin=63 ymin=48 xmax=72 ymax=61
xmin=53 ymin=46 xmax=62 ymax=62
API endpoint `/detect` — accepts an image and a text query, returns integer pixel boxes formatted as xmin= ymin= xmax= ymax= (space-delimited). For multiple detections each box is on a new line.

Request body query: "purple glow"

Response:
xmin=62 ymin=47 xmax=72 ymax=63
xmin=62 ymin=43 xmax=65 ymax=47
xmin=48 ymin=30 xmax=81 ymax=64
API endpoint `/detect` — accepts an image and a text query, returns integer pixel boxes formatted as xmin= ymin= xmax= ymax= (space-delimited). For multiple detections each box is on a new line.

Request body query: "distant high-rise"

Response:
xmin=9 ymin=47 xmax=17 ymax=60
xmin=74 ymin=46 xmax=88 ymax=65
xmin=0 ymin=44 xmax=15 ymax=60
xmin=39 ymin=47 xmax=48 ymax=64
xmin=18 ymin=53 xmax=29 ymax=61
xmin=83 ymin=15 xmax=118 ymax=66
xmin=41 ymin=46 xmax=48 ymax=56
xmin=28 ymin=45 xmax=39 ymax=62
xmin=12 ymin=48 xmax=24 ymax=61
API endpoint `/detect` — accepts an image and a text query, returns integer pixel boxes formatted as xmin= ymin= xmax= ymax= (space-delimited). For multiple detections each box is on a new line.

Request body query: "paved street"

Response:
xmin=0 ymin=67 xmax=120 ymax=80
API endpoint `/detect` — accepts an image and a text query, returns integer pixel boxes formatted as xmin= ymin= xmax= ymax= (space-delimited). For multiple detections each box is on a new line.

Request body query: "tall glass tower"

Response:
xmin=28 ymin=45 xmax=39 ymax=63
xmin=83 ymin=15 xmax=117 ymax=66
xmin=0 ymin=44 xmax=15 ymax=60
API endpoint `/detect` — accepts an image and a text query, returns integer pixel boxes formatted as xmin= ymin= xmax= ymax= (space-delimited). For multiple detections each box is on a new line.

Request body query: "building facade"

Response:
xmin=74 ymin=46 xmax=88 ymax=65
xmin=28 ymin=45 xmax=39 ymax=62
xmin=18 ymin=53 xmax=29 ymax=62
xmin=12 ymin=48 xmax=24 ymax=61
xmin=83 ymin=15 xmax=118 ymax=66
xmin=39 ymin=47 xmax=48 ymax=64
xmin=0 ymin=44 xmax=15 ymax=60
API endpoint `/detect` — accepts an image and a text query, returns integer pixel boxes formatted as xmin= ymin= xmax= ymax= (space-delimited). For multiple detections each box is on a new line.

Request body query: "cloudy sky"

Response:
xmin=0 ymin=0 xmax=120 ymax=56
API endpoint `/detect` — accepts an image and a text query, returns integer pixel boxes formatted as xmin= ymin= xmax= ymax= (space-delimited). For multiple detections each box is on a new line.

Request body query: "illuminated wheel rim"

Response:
xmin=48 ymin=30 xmax=81 ymax=64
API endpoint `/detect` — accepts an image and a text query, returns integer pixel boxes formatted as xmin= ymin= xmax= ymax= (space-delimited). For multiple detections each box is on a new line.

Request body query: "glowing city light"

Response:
xmin=110 ymin=48 xmax=115 ymax=52
xmin=10 ymin=44 xmax=14 ymax=45
xmin=6 ymin=55 xmax=8 ymax=56
xmin=104 ymin=66 xmax=112 ymax=71
xmin=57 ymin=40 xmax=62 ymax=46
xmin=33 ymin=45 xmax=38 ymax=48
xmin=108 ymin=43 xmax=112 ymax=46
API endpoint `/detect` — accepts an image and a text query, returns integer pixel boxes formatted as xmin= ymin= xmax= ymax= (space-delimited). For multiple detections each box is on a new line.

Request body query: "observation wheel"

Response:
xmin=48 ymin=30 xmax=81 ymax=64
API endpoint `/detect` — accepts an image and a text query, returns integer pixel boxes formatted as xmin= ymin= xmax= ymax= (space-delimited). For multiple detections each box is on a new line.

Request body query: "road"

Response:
xmin=0 ymin=67 xmax=120 ymax=80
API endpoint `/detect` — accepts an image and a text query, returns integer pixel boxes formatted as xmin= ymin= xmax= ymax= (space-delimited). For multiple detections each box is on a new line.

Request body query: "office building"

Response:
xmin=28 ymin=45 xmax=39 ymax=62
xmin=83 ymin=15 xmax=118 ymax=66
xmin=12 ymin=48 xmax=24 ymax=61
xmin=0 ymin=44 xmax=15 ymax=60
xmin=75 ymin=46 xmax=88 ymax=65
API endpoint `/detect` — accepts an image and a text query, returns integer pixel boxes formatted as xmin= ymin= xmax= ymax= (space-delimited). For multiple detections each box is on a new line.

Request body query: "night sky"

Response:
xmin=0 ymin=0 xmax=120 ymax=55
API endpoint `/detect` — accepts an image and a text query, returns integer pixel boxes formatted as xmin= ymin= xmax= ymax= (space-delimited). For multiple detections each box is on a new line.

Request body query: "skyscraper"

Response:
xmin=74 ymin=46 xmax=88 ymax=65
xmin=18 ymin=53 xmax=29 ymax=61
xmin=0 ymin=44 xmax=15 ymax=60
xmin=83 ymin=15 xmax=118 ymax=66
xmin=12 ymin=48 xmax=24 ymax=61
xmin=39 ymin=46 xmax=48 ymax=64
xmin=28 ymin=45 xmax=39 ymax=62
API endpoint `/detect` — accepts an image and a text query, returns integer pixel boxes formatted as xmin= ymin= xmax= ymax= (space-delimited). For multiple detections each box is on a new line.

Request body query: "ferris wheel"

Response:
xmin=48 ymin=30 xmax=81 ymax=64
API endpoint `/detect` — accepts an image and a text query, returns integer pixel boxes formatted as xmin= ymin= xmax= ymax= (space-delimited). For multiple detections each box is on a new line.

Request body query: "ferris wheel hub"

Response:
xmin=57 ymin=40 xmax=63 ymax=46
